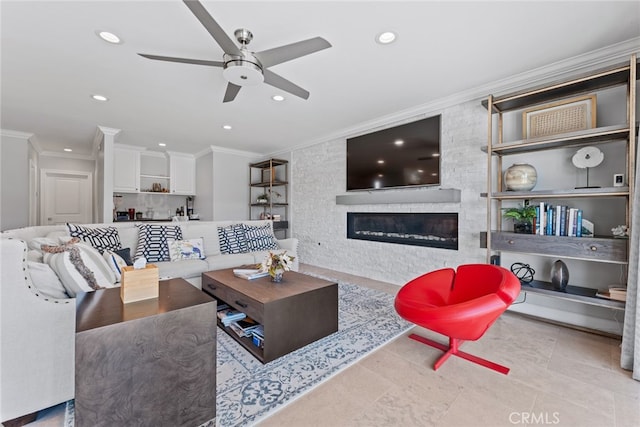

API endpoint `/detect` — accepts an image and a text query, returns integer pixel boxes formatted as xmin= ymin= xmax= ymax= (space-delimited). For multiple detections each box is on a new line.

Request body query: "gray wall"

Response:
xmin=0 ymin=132 xmax=30 ymax=231
xmin=195 ymin=152 xmax=214 ymax=221
xmin=291 ymin=100 xmax=487 ymax=286
xmin=211 ymin=150 xmax=255 ymax=220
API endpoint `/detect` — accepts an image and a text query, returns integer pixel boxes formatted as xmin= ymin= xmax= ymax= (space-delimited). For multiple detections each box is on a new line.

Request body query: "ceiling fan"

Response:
xmin=138 ymin=0 xmax=332 ymax=103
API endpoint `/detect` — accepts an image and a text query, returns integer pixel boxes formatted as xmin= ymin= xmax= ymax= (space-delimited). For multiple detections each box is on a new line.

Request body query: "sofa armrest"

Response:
xmin=1 ymin=239 xmax=75 ymax=422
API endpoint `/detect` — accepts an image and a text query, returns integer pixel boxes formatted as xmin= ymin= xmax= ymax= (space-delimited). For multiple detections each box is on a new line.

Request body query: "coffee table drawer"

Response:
xmin=203 ymin=278 xmax=228 ymax=301
xmin=224 ymin=287 xmax=263 ymax=324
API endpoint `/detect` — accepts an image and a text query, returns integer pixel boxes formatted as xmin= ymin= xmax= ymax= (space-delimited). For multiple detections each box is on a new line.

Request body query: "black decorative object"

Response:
xmin=550 ymin=260 xmax=569 ymax=291
xmin=510 ymin=262 xmax=535 ymax=283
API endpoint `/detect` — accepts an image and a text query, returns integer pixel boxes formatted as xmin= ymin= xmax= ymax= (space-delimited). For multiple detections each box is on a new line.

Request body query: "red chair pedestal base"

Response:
xmin=409 ymin=333 xmax=510 ymax=375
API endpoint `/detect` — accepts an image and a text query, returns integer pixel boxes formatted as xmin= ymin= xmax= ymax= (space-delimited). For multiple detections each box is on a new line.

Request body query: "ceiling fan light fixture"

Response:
xmin=222 ymin=59 xmax=264 ymax=86
xmin=376 ymin=31 xmax=397 ymax=44
xmin=96 ymin=31 xmax=122 ymax=44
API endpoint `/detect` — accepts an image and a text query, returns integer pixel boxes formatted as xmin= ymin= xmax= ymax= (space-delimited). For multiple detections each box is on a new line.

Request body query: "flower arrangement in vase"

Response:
xmin=259 ymin=251 xmax=295 ymax=282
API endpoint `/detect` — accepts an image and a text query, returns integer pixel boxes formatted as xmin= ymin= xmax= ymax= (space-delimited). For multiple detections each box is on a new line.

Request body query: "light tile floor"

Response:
xmin=25 ymin=264 xmax=640 ymax=427
xmin=258 ymin=265 xmax=640 ymax=427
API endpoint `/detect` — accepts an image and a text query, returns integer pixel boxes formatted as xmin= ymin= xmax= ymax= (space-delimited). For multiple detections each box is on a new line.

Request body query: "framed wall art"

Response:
xmin=522 ymin=94 xmax=596 ymax=139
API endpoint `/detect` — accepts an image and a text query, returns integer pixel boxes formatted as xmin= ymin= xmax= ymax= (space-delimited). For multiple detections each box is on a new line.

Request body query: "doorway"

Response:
xmin=40 ymin=169 xmax=92 ymax=225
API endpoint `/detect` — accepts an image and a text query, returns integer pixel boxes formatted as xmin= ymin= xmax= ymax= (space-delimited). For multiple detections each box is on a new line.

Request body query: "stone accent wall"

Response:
xmin=292 ymin=100 xmax=488 ymax=286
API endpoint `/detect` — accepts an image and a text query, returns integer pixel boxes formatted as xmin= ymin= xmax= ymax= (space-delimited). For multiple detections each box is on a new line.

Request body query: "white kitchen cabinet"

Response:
xmin=169 ymin=153 xmax=196 ymax=195
xmin=113 ymin=147 xmax=140 ymax=193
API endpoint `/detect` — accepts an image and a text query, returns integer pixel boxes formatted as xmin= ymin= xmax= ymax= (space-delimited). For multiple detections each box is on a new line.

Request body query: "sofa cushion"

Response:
xmin=217 ymin=224 xmax=249 ymax=254
xmin=42 ymin=240 xmax=116 ymax=297
xmin=27 ymin=261 xmax=69 ymax=299
xmin=67 ymin=223 xmax=122 ymax=254
xmin=206 ymin=253 xmax=256 ymax=271
xmin=103 ymin=250 xmax=128 ymax=282
xmin=181 ymin=223 xmax=221 ymax=257
xmin=168 ymin=238 xmax=205 ymax=261
xmin=135 ymin=224 xmax=183 ymax=263
xmin=243 ymin=223 xmax=279 ymax=251
xmin=155 ymin=259 xmax=209 ymax=280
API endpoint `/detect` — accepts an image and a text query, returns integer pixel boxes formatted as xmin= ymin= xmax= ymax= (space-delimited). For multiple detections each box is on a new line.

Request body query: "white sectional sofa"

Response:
xmin=0 ymin=219 xmax=297 ymax=424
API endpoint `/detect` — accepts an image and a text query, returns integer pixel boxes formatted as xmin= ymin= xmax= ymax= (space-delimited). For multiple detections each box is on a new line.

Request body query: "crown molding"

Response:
xmin=286 ymin=37 xmax=640 ymax=155
xmin=39 ymin=150 xmax=96 ymax=161
xmin=196 ymin=144 xmax=261 ymax=159
xmin=97 ymin=126 xmax=121 ymax=137
xmin=0 ymin=129 xmax=34 ymax=139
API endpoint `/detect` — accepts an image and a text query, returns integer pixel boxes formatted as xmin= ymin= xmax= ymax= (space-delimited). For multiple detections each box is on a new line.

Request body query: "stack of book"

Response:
xmin=217 ymin=307 xmax=246 ymax=326
xmin=229 ymin=317 xmax=261 ymax=338
xmin=233 ymin=268 xmax=269 ymax=280
xmin=535 ymin=203 xmax=588 ymax=237
xmin=597 ymin=287 xmax=627 ymax=302
xmin=251 ymin=325 xmax=264 ymax=348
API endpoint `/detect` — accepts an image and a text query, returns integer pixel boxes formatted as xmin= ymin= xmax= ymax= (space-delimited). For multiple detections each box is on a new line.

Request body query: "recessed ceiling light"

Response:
xmin=272 ymin=95 xmax=285 ymax=102
xmin=64 ymin=148 xmax=72 ymax=152
xmin=377 ymin=159 xmax=385 ymax=164
xmin=158 ymin=143 xmax=166 ymax=147
xmin=96 ymin=31 xmax=122 ymax=44
xmin=222 ymin=125 xmax=232 ymax=130
xmin=91 ymin=94 xmax=108 ymax=102
xmin=394 ymin=139 xmax=404 ymax=146
xmin=376 ymin=31 xmax=397 ymax=44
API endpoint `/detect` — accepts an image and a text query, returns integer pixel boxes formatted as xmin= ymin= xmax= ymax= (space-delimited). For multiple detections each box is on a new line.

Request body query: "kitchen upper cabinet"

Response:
xmin=169 ymin=153 xmax=196 ymax=195
xmin=113 ymin=147 xmax=140 ymax=193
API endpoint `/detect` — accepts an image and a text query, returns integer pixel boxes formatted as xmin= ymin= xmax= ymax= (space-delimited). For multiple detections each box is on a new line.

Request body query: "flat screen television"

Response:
xmin=346 ymin=115 xmax=441 ymax=191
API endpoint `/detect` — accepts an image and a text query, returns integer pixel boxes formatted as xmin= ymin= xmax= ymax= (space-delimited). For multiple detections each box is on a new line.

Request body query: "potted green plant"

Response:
xmin=503 ymin=204 xmax=537 ymax=234
xmin=256 ymin=193 xmax=269 ymax=204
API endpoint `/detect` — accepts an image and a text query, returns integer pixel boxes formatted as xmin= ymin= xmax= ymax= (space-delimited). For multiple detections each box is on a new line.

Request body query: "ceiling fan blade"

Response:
xmin=263 ymin=70 xmax=309 ymax=100
xmin=182 ymin=0 xmax=241 ymax=56
xmin=138 ymin=53 xmax=224 ymax=67
xmin=255 ymin=37 xmax=331 ymax=68
xmin=223 ymin=83 xmax=242 ymax=103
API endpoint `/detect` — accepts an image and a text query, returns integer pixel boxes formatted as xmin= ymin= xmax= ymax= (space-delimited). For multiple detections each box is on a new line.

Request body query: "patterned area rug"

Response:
xmin=65 ymin=278 xmax=410 ymax=427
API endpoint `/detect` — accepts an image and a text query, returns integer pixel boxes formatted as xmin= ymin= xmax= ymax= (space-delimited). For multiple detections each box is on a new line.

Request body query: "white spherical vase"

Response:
xmin=504 ymin=163 xmax=537 ymax=191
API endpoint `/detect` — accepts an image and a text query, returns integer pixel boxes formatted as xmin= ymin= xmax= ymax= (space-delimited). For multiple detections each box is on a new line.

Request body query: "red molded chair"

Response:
xmin=394 ymin=264 xmax=521 ymax=375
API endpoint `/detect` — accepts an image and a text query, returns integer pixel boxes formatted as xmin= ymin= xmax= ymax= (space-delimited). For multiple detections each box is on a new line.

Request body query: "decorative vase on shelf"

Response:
xmin=504 ymin=163 xmax=537 ymax=191
xmin=271 ymin=269 xmax=284 ymax=283
xmin=550 ymin=260 xmax=569 ymax=292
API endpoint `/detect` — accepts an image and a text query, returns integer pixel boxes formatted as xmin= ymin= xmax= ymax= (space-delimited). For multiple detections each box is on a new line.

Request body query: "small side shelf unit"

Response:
xmin=249 ymin=158 xmax=289 ymax=236
xmin=483 ymin=54 xmax=636 ymax=323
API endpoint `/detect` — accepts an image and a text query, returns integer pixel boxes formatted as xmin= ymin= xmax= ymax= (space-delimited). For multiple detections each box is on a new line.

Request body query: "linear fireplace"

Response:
xmin=347 ymin=212 xmax=458 ymax=250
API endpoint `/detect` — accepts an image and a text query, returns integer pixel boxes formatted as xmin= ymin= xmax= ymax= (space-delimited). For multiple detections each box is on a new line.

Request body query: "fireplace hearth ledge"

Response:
xmin=336 ymin=188 xmax=461 ymax=205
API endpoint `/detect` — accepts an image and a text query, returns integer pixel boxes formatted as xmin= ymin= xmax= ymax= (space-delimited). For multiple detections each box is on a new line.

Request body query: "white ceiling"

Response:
xmin=2 ymin=1 xmax=639 ymax=157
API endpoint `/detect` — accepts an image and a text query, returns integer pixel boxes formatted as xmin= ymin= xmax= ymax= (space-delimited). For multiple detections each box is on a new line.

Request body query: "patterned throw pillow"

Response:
xmin=135 ymin=224 xmax=183 ymax=262
xmin=243 ymin=223 xmax=279 ymax=251
xmin=67 ymin=223 xmax=122 ymax=254
xmin=217 ymin=224 xmax=249 ymax=254
xmin=167 ymin=238 xmax=205 ymax=261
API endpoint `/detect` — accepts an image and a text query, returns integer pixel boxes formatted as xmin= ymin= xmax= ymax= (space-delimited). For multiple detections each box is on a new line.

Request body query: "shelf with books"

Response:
xmin=483 ymin=54 xmax=636 ymax=334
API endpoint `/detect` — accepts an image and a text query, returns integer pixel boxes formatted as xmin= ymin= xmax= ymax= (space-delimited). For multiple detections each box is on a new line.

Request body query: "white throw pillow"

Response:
xmin=27 ymin=261 xmax=69 ymax=299
xmin=103 ymin=250 xmax=128 ymax=282
xmin=167 ymin=238 xmax=205 ymax=261
xmin=43 ymin=240 xmax=117 ymax=297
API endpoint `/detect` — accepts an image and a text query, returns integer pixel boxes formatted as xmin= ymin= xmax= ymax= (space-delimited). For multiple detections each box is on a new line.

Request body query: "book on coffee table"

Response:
xmin=233 ymin=269 xmax=269 ymax=280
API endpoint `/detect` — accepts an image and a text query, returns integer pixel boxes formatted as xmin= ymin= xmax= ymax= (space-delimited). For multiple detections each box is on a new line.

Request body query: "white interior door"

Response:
xmin=41 ymin=169 xmax=92 ymax=225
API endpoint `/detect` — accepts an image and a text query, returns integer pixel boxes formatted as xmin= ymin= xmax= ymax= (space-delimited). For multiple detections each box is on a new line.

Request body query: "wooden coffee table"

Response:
xmin=202 ymin=269 xmax=338 ymax=363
